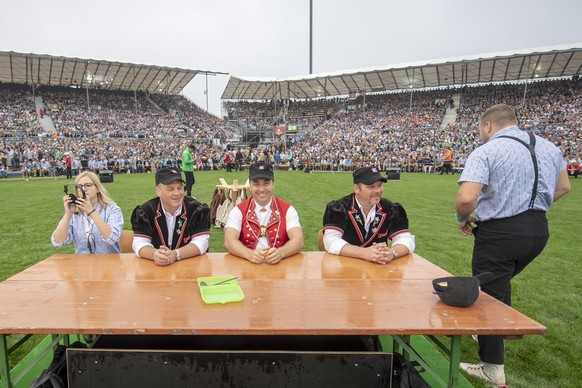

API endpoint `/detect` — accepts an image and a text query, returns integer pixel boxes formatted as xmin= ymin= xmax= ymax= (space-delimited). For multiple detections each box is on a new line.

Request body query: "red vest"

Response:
xmin=237 ymin=197 xmax=291 ymax=249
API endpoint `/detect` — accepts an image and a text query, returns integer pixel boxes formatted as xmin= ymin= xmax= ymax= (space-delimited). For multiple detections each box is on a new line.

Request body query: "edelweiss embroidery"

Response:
xmin=176 ymin=218 xmax=184 ymax=233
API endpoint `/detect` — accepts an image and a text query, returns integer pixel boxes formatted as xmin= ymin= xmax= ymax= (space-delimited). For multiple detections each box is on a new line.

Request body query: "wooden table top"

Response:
xmin=0 ymin=252 xmax=546 ymax=337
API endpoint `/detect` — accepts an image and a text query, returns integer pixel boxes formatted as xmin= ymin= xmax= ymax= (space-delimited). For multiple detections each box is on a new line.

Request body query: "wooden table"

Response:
xmin=0 ymin=252 xmax=546 ymax=387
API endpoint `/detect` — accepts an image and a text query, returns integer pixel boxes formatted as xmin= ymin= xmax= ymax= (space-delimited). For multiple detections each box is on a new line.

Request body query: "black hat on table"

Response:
xmin=155 ymin=168 xmax=185 ymax=185
xmin=353 ymin=166 xmax=388 ymax=185
xmin=432 ymin=272 xmax=494 ymax=307
xmin=249 ymin=163 xmax=274 ymax=181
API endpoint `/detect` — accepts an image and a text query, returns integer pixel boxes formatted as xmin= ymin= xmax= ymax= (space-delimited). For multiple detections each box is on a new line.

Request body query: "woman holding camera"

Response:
xmin=51 ymin=171 xmax=124 ymax=253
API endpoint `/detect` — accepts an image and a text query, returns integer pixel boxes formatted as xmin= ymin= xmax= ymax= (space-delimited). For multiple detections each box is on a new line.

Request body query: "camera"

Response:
xmin=64 ymin=183 xmax=86 ymax=205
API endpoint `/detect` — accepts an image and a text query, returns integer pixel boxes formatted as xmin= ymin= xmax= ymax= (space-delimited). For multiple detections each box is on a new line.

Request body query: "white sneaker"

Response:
xmin=460 ymin=362 xmax=505 ymax=386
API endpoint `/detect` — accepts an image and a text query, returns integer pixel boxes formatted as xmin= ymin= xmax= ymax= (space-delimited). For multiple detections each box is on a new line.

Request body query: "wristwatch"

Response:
xmin=175 ymin=249 xmax=182 ymax=261
xmin=391 ymin=247 xmax=398 ymax=259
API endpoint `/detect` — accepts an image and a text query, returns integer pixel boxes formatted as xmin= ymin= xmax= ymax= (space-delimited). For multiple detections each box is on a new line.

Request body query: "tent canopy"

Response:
xmin=0 ymin=51 xmax=226 ymax=94
xmin=221 ymin=43 xmax=582 ymax=100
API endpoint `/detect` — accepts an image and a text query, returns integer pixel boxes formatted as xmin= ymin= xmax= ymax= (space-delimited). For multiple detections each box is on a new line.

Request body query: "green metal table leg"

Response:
xmin=401 ymin=335 xmax=411 ymax=359
xmin=392 ymin=335 xmax=411 ymax=358
xmin=58 ymin=333 xmax=70 ymax=346
xmin=0 ymin=334 xmax=11 ymax=388
xmin=448 ymin=335 xmax=462 ymax=388
xmin=393 ymin=334 xmax=464 ymax=388
xmin=392 ymin=335 xmax=400 ymax=354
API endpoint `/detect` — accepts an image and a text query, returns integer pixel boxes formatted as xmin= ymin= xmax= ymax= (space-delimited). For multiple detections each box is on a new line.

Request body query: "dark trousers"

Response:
xmin=184 ymin=171 xmax=195 ymax=197
xmin=66 ymin=167 xmax=72 ymax=179
xmin=472 ymin=210 xmax=549 ymax=364
xmin=440 ymin=162 xmax=453 ymax=174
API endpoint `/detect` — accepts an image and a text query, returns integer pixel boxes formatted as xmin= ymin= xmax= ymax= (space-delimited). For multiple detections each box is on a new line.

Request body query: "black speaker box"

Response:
xmin=99 ymin=170 xmax=114 ymax=183
xmin=386 ymin=167 xmax=400 ymax=180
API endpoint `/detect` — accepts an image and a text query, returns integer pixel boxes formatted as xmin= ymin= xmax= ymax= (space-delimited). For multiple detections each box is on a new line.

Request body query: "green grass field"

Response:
xmin=0 ymin=170 xmax=580 ymax=387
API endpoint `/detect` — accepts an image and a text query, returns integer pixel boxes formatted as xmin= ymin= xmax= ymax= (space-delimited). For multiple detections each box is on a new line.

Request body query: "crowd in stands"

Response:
xmin=224 ymin=100 xmax=281 ymax=130
xmin=0 ymin=84 xmax=43 ymax=138
xmin=447 ymin=79 xmax=582 ymax=168
xmin=224 ymin=97 xmax=342 ymax=131
xmin=149 ymin=94 xmax=238 ymax=142
xmin=0 ymin=84 xmax=241 ymax=175
xmin=285 ymin=89 xmax=458 ymax=171
xmin=1 ymin=78 xmax=581 ymax=178
xmin=36 ymin=86 xmax=236 ymax=142
xmin=284 ymin=80 xmax=581 ymax=172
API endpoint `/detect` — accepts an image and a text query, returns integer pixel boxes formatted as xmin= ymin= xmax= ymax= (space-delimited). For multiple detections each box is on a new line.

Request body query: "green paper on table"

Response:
xmin=197 ymin=275 xmax=244 ymax=304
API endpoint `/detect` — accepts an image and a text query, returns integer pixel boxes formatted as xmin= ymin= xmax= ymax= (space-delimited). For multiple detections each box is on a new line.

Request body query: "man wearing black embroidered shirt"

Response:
xmin=322 ymin=166 xmax=415 ymax=264
xmin=131 ymin=168 xmax=211 ymax=266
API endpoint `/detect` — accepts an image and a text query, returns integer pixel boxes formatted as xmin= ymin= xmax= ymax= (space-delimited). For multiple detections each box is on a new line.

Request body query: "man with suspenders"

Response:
xmin=454 ymin=104 xmax=571 ymax=386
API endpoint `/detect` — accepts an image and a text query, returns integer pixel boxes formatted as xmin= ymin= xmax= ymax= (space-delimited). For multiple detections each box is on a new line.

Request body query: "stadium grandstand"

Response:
xmin=1 ymin=44 xmax=581 ymax=178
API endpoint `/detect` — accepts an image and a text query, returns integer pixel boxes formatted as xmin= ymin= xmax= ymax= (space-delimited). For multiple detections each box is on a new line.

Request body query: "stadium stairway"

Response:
xmin=439 ymin=93 xmax=461 ymax=129
xmin=33 ymin=95 xmax=56 ymax=134
xmin=145 ymin=95 xmax=167 ymax=114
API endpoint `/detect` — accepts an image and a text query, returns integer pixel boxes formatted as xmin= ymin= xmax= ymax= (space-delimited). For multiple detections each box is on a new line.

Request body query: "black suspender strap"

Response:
xmin=497 ymin=132 xmax=538 ymax=209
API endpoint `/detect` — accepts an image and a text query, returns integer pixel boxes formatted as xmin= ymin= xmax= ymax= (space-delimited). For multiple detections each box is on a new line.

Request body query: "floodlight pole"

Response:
xmin=309 ymin=0 xmax=313 ymax=74
xmin=202 ymin=72 xmax=218 ymax=113
xmin=29 ymin=56 xmax=35 ymax=98
xmin=133 ymin=66 xmax=138 ymax=115
xmin=409 ymin=68 xmax=415 ymax=113
xmin=86 ymin=79 xmax=91 ymax=112
xmin=522 ymin=56 xmax=532 ymax=108
xmin=206 ymin=73 xmax=209 ymax=112
xmin=409 ymin=87 xmax=413 ymax=112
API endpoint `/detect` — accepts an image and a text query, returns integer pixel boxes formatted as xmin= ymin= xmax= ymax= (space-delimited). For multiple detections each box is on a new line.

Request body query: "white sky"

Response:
xmin=2 ymin=0 xmax=582 ymax=117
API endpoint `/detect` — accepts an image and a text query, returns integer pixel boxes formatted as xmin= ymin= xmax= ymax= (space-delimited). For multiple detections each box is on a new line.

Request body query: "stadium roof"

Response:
xmin=221 ymin=43 xmax=582 ymax=100
xmin=0 ymin=51 xmax=226 ymax=95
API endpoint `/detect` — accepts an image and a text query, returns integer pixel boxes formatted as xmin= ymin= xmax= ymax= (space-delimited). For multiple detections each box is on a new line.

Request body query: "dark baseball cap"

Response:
xmin=249 ymin=163 xmax=274 ymax=181
xmin=353 ymin=166 xmax=388 ymax=185
xmin=155 ymin=168 xmax=185 ymax=186
xmin=432 ymin=272 xmax=494 ymax=307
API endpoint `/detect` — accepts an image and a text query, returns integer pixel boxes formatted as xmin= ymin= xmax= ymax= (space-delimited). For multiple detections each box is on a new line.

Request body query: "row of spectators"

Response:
xmin=1 ymin=79 xmax=581 ymax=177
xmin=224 ymin=97 xmax=341 ymax=131
xmin=0 ymin=84 xmax=238 ymax=142
xmin=283 ymin=80 xmax=581 ymax=172
xmin=0 ymin=84 xmax=43 ymax=138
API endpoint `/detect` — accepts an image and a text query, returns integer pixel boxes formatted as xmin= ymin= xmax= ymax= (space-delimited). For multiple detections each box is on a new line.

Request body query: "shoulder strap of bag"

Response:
xmin=392 ymin=352 xmax=430 ymax=388
xmin=29 ymin=370 xmax=65 ymax=388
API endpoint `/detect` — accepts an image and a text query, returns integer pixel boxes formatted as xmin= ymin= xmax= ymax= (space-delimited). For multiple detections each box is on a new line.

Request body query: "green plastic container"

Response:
xmin=197 ymin=275 xmax=244 ymax=304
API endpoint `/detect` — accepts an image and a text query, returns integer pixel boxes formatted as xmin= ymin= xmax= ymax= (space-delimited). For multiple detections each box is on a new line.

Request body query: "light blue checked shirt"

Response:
xmin=459 ymin=126 xmax=566 ymax=222
xmin=51 ymin=204 xmax=124 ymax=253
